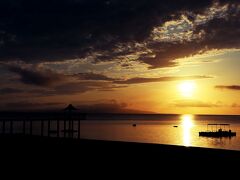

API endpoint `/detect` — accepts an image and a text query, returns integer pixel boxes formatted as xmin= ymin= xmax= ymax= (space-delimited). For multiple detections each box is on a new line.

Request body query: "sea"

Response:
xmin=80 ymin=114 xmax=240 ymax=151
xmin=1 ymin=112 xmax=240 ymax=151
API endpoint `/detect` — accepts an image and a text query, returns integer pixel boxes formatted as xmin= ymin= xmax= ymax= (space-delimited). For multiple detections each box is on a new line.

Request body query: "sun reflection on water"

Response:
xmin=181 ymin=114 xmax=194 ymax=146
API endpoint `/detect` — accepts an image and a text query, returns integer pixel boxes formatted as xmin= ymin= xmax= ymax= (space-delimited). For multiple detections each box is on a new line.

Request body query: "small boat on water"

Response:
xmin=173 ymin=125 xmax=178 ymax=128
xmin=199 ymin=124 xmax=236 ymax=137
xmin=132 ymin=124 xmax=137 ymax=127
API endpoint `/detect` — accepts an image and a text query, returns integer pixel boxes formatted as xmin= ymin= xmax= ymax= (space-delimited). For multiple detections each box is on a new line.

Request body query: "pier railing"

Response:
xmin=0 ymin=112 xmax=85 ymax=139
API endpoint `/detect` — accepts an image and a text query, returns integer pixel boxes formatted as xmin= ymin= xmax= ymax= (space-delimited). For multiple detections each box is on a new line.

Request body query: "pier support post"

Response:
xmin=48 ymin=120 xmax=50 ymax=137
xmin=57 ymin=120 xmax=60 ymax=138
xmin=23 ymin=119 xmax=26 ymax=135
xmin=64 ymin=119 xmax=66 ymax=138
xmin=30 ymin=120 xmax=32 ymax=135
xmin=2 ymin=120 xmax=5 ymax=134
xmin=41 ymin=120 xmax=44 ymax=137
xmin=78 ymin=119 xmax=80 ymax=139
xmin=10 ymin=120 xmax=13 ymax=134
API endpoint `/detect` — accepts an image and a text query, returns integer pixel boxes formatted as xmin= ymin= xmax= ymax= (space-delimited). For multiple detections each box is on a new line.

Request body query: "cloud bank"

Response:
xmin=0 ymin=0 xmax=239 ymax=69
xmin=215 ymin=85 xmax=240 ymax=90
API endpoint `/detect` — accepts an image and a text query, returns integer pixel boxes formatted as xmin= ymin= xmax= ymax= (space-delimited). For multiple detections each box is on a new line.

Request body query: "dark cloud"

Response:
xmin=232 ymin=103 xmax=240 ymax=108
xmin=26 ymin=82 xmax=127 ymax=96
xmin=215 ymin=85 xmax=240 ymax=90
xmin=139 ymin=42 xmax=201 ymax=68
xmin=4 ymin=101 xmax=64 ymax=110
xmin=194 ymin=14 xmax=240 ymax=49
xmin=43 ymin=74 xmax=213 ymax=95
xmin=54 ymin=81 xmax=127 ymax=95
xmin=141 ymin=9 xmax=240 ymax=68
xmin=2 ymin=65 xmax=213 ymax=95
xmin=74 ymin=72 xmax=115 ymax=81
xmin=114 ymin=75 xmax=212 ymax=84
xmin=7 ymin=64 xmax=65 ymax=86
xmin=13 ymin=82 xmax=103 ymax=96
xmin=0 ymin=88 xmax=24 ymax=94
xmin=0 ymin=0 xmax=239 ymax=68
xmin=3 ymin=99 xmax=150 ymax=113
xmin=75 ymin=100 xmax=151 ymax=113
xmin=5 ymin=62 xmax=213 ymax=90
xmin=53 ymin=82 xmax=96 ymax=95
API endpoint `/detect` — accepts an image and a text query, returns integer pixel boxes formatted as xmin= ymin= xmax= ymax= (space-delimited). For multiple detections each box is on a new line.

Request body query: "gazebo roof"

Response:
xmin=64 ymin=104 xmax=77 ymax=111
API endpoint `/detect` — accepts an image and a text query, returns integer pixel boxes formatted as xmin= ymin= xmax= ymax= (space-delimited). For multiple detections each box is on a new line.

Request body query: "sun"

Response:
xmin=178 ymin=81 xmax=196 ymax=98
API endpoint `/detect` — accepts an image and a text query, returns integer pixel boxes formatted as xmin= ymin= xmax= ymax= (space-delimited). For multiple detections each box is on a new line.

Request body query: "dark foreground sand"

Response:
xmin=1 ymin=135 xmax=240 ymax=161
xmin=80 ymin=138 xmax=240 ymax=160
xmin=1 ymin=135 xmax=239 ymax=176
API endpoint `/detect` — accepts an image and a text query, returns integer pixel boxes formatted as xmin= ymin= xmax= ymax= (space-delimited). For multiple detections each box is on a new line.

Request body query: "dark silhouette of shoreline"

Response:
xmin=0 ymin=135 xmax=239 ymax=161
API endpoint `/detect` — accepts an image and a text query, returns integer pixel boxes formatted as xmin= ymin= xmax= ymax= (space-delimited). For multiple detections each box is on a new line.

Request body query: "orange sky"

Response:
xmin=0 ymin=1 xmax=240 ymax=114
xmin=69 ymin=50 xmax=240 ymax=115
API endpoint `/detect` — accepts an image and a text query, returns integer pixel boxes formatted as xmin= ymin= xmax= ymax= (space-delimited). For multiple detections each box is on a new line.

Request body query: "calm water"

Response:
xmin=80 ymin=114 xmax=240 ymax=151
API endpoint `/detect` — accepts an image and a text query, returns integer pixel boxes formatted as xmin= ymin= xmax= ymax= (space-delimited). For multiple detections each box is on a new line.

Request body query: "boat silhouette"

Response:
xmin=199 ymin=124 xmax=236 ymax=137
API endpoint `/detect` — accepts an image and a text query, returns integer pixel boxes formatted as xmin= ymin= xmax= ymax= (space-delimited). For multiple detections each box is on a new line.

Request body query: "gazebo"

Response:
xmin=63 ymin=104 xmax=78 ymax=137
xmin=64 ymin=104 xmax=77 ymax=111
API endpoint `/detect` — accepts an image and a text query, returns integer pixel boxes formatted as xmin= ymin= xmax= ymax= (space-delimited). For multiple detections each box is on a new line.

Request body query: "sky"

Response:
xmin=0 ymin=0 xmax=240 ymax=114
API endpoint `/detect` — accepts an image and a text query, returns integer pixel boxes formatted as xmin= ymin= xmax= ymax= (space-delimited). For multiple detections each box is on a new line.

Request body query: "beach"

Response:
xmin=1 ymin=135 xmax=239 ymax=162
xmin=1 ymin=134 xmax=240 ymax=178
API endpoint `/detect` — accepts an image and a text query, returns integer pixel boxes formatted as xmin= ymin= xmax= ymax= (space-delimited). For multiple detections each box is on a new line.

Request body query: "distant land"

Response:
xmin=1 ymin=111 xmax=240 ymax=122
xmin=0 ymin=103 xmax=155 ymax=114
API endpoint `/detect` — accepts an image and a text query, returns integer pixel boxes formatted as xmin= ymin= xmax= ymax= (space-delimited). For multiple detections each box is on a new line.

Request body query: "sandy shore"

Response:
xmin=0 ymin=135 xmax=239 ymax=162
xmin=1 ymin=135 xmax=239 ymax=175
xmin=80 ymin=138 xmax=240 ymax=161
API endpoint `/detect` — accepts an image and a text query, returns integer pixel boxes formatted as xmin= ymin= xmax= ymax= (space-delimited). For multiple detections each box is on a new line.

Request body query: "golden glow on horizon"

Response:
xmin=39 ymin=51 xmax=240 ymax=115
xmin=181 ymin=114 xmax=194 ymax=146
xmin=178 ymin=81 xmax=196 ymax=98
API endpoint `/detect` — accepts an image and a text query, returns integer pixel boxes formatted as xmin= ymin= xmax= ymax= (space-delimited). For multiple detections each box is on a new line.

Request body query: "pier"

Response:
xmin=0 ymin=108 xmax=86 ymax=139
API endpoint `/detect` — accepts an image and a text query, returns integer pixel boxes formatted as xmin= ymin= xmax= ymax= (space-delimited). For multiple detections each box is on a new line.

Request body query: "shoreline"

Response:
xmin=0 ymin=135 xmax=239 ymax=161
xmin=80 ymin=138 xmax=240 ymax=160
